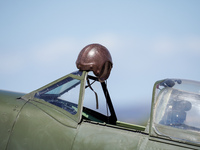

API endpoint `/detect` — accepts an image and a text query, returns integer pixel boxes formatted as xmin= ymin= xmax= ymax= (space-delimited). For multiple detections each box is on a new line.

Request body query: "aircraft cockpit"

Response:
xmin=152 ymin=79 xmax=200 ymax=144
xmin=3 ymin=43 xmax=200 ymax=149
xmin=32 ymin=44 xmax=117 ymax=125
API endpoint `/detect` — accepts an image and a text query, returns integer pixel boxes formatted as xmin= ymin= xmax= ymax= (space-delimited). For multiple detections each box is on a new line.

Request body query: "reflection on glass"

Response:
xmin=35 ymin=77 xmax=81 ymax=115
xmin=153 ymin=79 xmax=200 ymax=144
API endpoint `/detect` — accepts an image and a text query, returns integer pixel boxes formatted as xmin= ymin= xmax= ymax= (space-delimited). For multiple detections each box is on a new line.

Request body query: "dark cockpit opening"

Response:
xmin=83 ymin=75 xmax=117 ymax=125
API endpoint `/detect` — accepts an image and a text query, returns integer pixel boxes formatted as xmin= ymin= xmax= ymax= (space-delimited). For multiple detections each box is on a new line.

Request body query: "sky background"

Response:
xmin=1 ymin=1 xmax=200 ymax=124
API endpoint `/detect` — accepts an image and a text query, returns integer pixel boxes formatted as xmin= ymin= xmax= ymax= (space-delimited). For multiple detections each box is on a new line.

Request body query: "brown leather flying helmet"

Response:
xmin=76 ymin=43 xmax=113 ymax=81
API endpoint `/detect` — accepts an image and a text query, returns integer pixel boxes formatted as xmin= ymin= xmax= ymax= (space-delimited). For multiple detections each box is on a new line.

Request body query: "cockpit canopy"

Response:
xmin=152 ymin=79 xmax=200 ymax=144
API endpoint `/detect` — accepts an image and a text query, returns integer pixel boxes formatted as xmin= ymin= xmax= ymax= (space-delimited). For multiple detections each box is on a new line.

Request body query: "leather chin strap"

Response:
xmin=86 ymin=77 xmax=99 ymax=109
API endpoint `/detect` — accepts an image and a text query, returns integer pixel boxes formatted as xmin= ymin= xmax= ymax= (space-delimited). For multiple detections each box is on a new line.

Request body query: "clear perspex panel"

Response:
xmin=35 ymin=75 xmax=81 ymax=115
xmin=153 ymin=79 xmax=200 ymax=144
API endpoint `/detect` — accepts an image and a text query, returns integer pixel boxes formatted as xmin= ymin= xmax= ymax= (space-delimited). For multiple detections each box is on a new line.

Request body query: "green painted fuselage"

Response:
xmin=0 ymin=71 xmax=199 ymax=150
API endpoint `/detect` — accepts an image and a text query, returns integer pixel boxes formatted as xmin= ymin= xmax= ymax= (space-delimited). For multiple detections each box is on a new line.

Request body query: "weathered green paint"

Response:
xmin=0 ymin=71 xmax=200 ymax=150
xmin=7 ymin=102 xmax=77 ymax=150
xmin=73 ymin=121 xmax=144 ymax=150
xmin=0 ymin=90 xmax=26 ymax=150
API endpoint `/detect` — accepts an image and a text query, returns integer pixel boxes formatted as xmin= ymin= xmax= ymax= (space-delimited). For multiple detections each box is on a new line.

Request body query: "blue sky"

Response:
xmin=1 ymin=1 xmax=200 ymax=123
